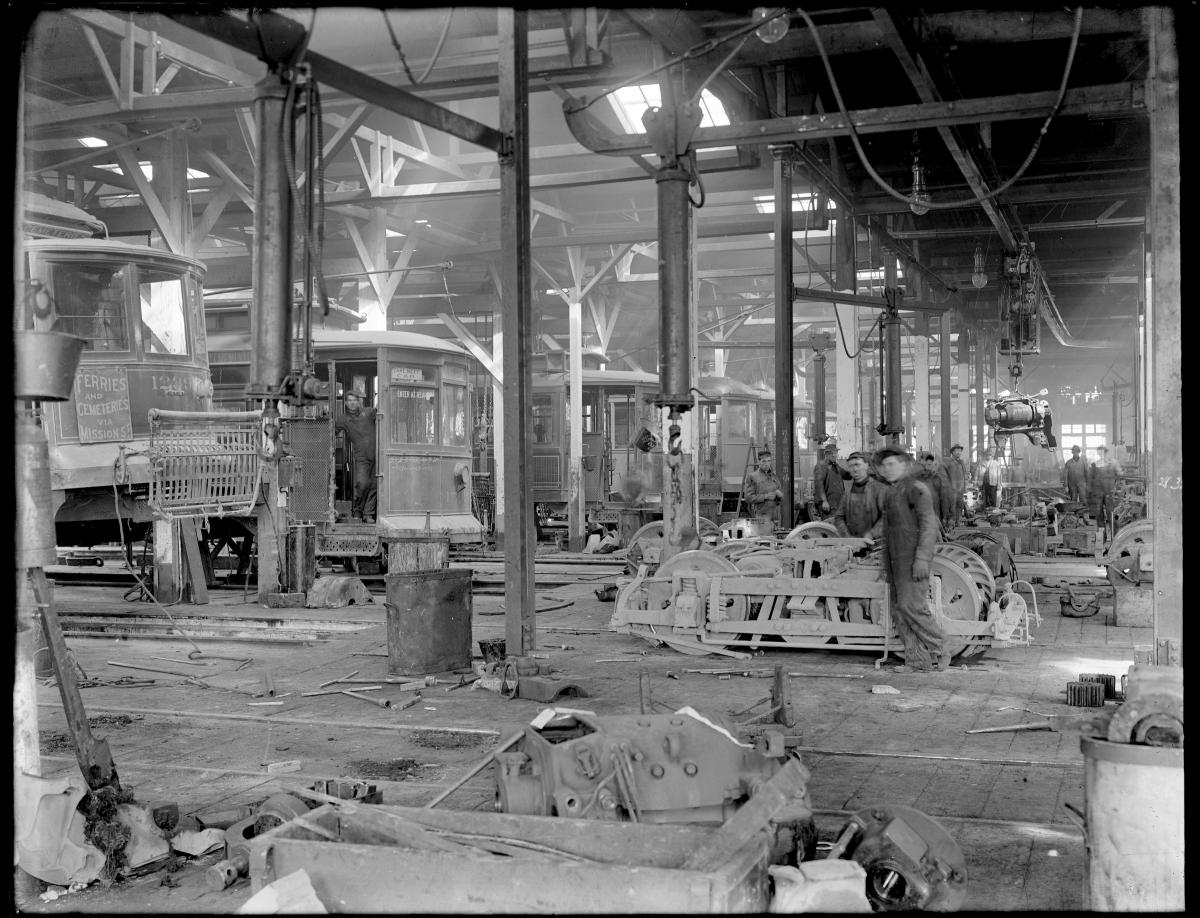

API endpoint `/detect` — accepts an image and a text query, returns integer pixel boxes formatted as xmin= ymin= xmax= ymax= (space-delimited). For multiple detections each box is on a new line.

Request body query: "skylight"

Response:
xmin=609 ymin=85 xmax=730 ymax=134
xmin=753 ymin=192 xmax=836 ymax=215
xmin=94 ymin=162 xmax=209 ymax=181
xmin=77 ymin=137 xmax=107 ymax=148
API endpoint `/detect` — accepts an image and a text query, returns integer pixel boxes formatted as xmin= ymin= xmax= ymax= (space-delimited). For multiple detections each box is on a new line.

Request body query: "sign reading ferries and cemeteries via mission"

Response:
xmin=73 ymin=366 xmax=134 ymax=443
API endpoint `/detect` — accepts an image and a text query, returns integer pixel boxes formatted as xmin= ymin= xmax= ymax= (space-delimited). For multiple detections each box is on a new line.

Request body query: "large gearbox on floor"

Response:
xmin=493 ymin=709 xmax=816 ymax=860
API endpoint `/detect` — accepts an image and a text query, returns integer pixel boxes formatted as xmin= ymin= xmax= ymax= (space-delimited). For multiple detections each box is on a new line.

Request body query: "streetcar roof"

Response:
xmin=24 ymin=237 xmax=206 ymax=273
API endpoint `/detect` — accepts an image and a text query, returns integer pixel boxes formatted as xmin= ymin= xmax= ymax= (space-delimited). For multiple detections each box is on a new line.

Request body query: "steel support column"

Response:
xmin=498 ymin=10 xmax=536 ymax=656
xmin=974 ymin=334 xmax=987 ymax=460
xmin=772 ymin=143 xmax=795 ymax=527
xmin=249 ymin=75 xmax=294 ymax=400
xmin=940 ymin=311 xmax=953 ymax=455
xmin=1146 ymin=5 xmax=1181 ymax=660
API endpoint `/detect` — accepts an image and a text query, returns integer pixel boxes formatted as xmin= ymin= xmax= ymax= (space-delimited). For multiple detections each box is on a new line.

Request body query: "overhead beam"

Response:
xmin=168 ymin=11 xmax=506 ymax=152
xmin=563 ymin=81 xmax=1143 ymax=155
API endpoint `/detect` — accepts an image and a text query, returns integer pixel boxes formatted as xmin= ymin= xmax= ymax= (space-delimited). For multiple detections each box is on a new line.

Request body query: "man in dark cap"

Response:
xmin=915 ymin=452 xmax=953 ymax=531
xmin=742 ymin=447 xmax=783 ymax=524
xmin=876 ymin=445 xmax=946 ymax=672
xmin=812 ymin=440 xmax=849 ymax=521
xmin=1062 ymin=445 xmax=1089 ymax=504
xmin=335 ymin=386 xmax=379 ymax=523
xmin=831 ymin=450 xmax=888 ymax=540
xmin=945 ymin=444 xmax=969 ymax=527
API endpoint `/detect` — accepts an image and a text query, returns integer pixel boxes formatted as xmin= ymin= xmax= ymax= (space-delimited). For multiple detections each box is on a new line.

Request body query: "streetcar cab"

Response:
xmin=21 ymin=239 xmax=210 ymax=542
xmin=311 ymin=330 xmax=481 ymax=543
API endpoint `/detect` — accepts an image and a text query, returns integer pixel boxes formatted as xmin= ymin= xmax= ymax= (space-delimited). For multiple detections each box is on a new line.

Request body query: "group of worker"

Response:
xmin=740 ymin=441 xmax=973 ymax=674
xmin=1062 ymin=443 xmax=1124 ymax=524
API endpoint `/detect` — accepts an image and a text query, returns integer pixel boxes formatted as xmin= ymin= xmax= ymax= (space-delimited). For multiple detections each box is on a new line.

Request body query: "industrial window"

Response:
xmin=138 ymin=269 xmax=189 ymax=356
xmin=50 ymin=261 xmax=129 ymax=351
xmin=441 ymin=383 xmax=468 ymax=447
xmin=389 ymin=386 xmax=436 ymax=445
xmin=1059 ymin=423 xmax=1107 ymax=464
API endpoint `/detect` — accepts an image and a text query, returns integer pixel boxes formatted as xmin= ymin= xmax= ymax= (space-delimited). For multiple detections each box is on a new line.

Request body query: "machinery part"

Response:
xmin=493 ymin=709 xmax=815 ymax=864
xmin=1106 ymin=664 xmax=1183 ymax=747
xmin=1066 ymin=681 xmax=1106 ymax=707
xmin=927 ymin=555 xmax=985 ymax=660
xmin=783 ymin=521 xmax=839 ymax=544
xmin=721 ymin=517 xmax=775 ymax=541
xmin=625 ymin=624 xmax=726 ymax=656
xmin=711 ymin=540 xmax=760 ymax=562
xmin=1078 ymin=673 xmax=1117 ymax=700
xmin=834 ymin=804 xmax=967 ymax=911
xmin=1105 ymin=519 xmax=1152 ymax=562
xmin=206 ymin=852 xmax=249 ymax=891
xmin=932 ymin=542 xmax=996 ymax=610
xmin=984 ymin=390 xmax=1055 ymax=450
xmin=254 ymin=794 xmax=310 ymax=833
xmin=656 ymin=550 xmax=747 ymax=623
xmin=733 ymin=550 xmax=786 ymax=577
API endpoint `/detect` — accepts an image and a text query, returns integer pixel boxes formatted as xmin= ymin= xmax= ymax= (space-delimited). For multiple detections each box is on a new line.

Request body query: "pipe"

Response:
xmin=249 ymin=74 xmax=294 ymax=401
xmin=773 ymin=143 xmax=795 ymax=527
xmin=656 ymin=164 xmax=692 ymax=409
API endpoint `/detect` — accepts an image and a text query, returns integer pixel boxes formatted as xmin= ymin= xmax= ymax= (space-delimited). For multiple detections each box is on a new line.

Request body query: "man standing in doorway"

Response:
xmin=979 ymin=448 xmax=1004 ymax=510
xmin=742 ymin=448 xmax=783 ymax=525
xmin=812 ymin=441 xmax=849 ymax=521
xmin=876 ymin=446 xmax=946 ymax=673
xmin=336 ymin=387 xmax=379 ymax=523
xmin=945 ymin=444 xmax=969 ymax=528
xmin=1062 ymin=445 xmax=1089 ymax=504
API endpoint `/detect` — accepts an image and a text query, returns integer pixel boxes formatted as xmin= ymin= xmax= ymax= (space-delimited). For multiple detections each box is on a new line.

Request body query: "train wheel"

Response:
xmin=783 ymin=521 xmax=839 ymax=544
xmin=1106 ymin=518 xmax=1152 ymax=561
xmin=928 ymin=555 xmax=985 ymax=659
xmin=934 ymin=542 xmax=997 ymax=609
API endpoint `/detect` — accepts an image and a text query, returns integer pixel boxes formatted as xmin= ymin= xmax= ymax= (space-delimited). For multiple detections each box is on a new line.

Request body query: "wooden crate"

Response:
xmin=386 ymin=537 xmax=449 ymax=572
xmin=247 ymin=803 xmax=771 ymax=913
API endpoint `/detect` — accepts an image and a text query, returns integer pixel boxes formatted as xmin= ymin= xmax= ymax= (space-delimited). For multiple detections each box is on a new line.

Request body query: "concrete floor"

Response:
xmin=20 ymin=558 xmax=1140 ymax=912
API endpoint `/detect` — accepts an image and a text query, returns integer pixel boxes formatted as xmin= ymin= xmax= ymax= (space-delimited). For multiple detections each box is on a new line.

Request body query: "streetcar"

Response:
xmin=20 ymin=236 xmax=212 ymax=548
xmin=205 ymin=327 xmax=482 ymax=569
xmin=523 ymin=354 xmax=776 ymax=535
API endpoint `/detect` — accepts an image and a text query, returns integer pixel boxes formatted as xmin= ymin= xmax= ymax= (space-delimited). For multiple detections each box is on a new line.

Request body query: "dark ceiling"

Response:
xmin=19 ymin=6 xmax=1155 ymax=393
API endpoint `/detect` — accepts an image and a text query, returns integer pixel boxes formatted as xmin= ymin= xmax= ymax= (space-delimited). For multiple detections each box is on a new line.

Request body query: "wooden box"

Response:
xmin=247 ymin=803 xmax=770 ymax=913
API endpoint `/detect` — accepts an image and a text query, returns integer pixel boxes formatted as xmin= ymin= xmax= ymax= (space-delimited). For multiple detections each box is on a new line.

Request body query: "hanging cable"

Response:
xmin=835 ymin=308 xmax=883 ymax=360
xmin=384 ymin=8 xmax=454 ymax=85
xmin=795 ymin=6 xmax=1084 ymax=212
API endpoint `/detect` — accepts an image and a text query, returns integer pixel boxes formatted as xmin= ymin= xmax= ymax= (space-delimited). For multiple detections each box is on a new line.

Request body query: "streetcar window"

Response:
xmin=139 ymin=269 xmax=189 ymax=356
xmin=582 ymin=389 xmax=600 ymax=433
xmin=441 ymin=383 xmax=468 ymax=447
xmin=389 ymin=386 xmax=437 ymax=444
xmin=532 ymin=394 xmax=554 ymax=444
xmin=50 ymin=262 xmax=128 ymax=351
xmin=724 ymin=401 xmax=750 ymax=439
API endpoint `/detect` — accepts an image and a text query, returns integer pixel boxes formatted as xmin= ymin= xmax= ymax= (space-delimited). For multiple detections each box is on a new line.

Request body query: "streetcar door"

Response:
xmin=581 ymin=387 xmax=603 ymax=503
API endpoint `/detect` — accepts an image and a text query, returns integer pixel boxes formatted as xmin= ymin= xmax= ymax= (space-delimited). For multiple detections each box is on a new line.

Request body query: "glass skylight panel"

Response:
xmin=610 ymin=85 xmax=730 ymax=134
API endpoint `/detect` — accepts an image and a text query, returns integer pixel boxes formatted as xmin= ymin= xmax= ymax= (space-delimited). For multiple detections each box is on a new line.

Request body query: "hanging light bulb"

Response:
xmin=753 ymin=8 xmax=790 ymax=44
xmin=971 ymin=244 xmax=988 ymax=288
xmin=909 ymin=134 xmax=930 ymax=216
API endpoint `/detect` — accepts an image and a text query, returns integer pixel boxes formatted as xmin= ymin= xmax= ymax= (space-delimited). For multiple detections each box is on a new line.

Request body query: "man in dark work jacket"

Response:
xmin=876 ymin=446 xmax=946 ymax=673
xmin=335 ymin=388 xmax=379 ymax=523
xmin=831 ymin=451 xmax=887 ymax=540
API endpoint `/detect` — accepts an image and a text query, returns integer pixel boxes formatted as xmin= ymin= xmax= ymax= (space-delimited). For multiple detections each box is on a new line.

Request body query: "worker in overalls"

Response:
xmin=876 ymin=446 xmax=946 ymax=673
xmin=741 ymin=448 xmax=783 ymax=525
xmin=1062 ymin=445 xmax=1089 ymax=504
xmin=944 ymin=444 xmax=969 ymax=528
xmin=336 ymin=387 xmax=379 ymax=523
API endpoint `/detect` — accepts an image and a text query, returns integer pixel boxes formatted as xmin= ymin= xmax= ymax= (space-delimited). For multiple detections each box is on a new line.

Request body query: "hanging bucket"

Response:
xmin=15 ymin=330 xmax=86 ymax=402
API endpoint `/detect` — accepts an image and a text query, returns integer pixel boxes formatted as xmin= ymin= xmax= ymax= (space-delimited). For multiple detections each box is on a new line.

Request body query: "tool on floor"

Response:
xmin=341 ymin=689 xmax=391 ymax=708
xmin=319 ymin=669 xmax=359 ymax=689
xmin=301 ymin=685 xmax=383 ymax=697
xmin=395 ymin=695 xmax=422 ymax=711
xmin=188 ymin=650 xmax=254 ymax=668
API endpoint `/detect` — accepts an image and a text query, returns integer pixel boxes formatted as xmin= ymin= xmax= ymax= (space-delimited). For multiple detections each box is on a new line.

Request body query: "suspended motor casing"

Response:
xmin=984 ymin=393 xmax=1057 ymax=450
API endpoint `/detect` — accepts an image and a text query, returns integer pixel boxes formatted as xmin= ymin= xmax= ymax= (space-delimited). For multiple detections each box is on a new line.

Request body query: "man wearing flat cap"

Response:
xmin=945 ymin=444 xmax=969 ymax=527
xmin=742 ymin=447 xmax=783 ymax=524
xmin=336 ymin=386 xmax=379 ymax=523
xmin=812 ymin=440 xmax=850 ymax=521
xmin=832 ymin=451 xmax=887 ymax=541
xmin=876 ymin=446 xmax=946 ymax=672
xmin=1062 ymin=445 xmax=1088 ymax=504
